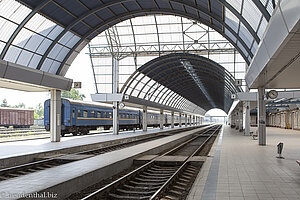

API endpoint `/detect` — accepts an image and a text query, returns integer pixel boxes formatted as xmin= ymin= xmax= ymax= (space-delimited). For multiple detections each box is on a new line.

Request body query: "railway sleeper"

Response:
xmin=134 ymin=177 xmax=168 ymax=182
xmin=123 ymin=184 xmax=161 ymax=191
xmin=161 ymin=195 xmax=180 ymax=200
xmin=138 ymin=174 xmax=170 ymax=179
xmin=116 ymin=188 xmax=155 ymax=196
xmin=129 ymin=180 xmax=164 ymax=186
xmin=108 ymin=193 xmax=151 ymax=200
xmin=143 ymin=171 xmax=174 ymax=176
xmin=169 ymin=189 xmax=183 ymax=196
xmin=146 ymin=169 xmax=176 ymax=174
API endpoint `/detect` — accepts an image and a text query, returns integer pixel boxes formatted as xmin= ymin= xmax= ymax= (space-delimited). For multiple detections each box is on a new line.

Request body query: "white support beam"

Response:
xmin=112 ymin=57 xmax=119 ymax=135
xmin=258 ymin=87 xmax=266 ymax=145
xmin=50 ymin=89 xmax=61 ymax=142
xmin=185 ymin=114 xmax=188 ymax=127
xmin=244 ymin=101 xmax=250 ymax=136
xmin=171 ymin=111 xmax=174 ymax=128
xmin=160 ymin=109 xmax=164 ymax=130
xmin=179 ymin=113 xmax=182 ymax=127
xmin=143 ymin=105 xmax=147 ymax=131
xmin=113 ymin=102 xmax=119 ymax=135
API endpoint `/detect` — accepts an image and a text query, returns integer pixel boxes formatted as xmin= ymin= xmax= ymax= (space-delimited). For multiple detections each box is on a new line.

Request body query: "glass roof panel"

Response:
xmin=0 ymin=41 xmax=5 ymax=54
xmin=28 ymin=54 xmax=42 ymax=69
xmin=5 ymin=45 xmax=21 ymax=63
xmin=225 ymin=8 xmax=240 ymax=32
xmin=226 ymin=0 xmax=242 ymax=13
xmin=257 ymin=16 xmax=268 ymax=39
xmin=16 ymin=49 xmax=33 ymax=66
xmin=0 ymin=0 xmax=30 ymax=24
xmin=0 ymin=18 xmax=18 ymax=42
xmin=238 ymin=23 xmax=252 ymax=48
xmin=242 ymin=0 xmax=262 ymax=31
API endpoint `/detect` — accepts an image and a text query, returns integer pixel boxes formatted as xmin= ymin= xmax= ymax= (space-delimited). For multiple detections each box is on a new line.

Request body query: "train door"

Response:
xmin=71 ymin=108 xmax=77 ymax=125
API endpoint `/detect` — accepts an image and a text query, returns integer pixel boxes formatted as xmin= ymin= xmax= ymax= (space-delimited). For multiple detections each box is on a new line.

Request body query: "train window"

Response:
xmin=91 ymin=111 xmax=95 ymax=118
xmin=72 ymin=109 xmax=75 ymax=118
xmin=78 ymin=110 xmax=82 ymax=117
xmin=108 ymin=112 xmax=112 ymax=118
xmin=97 ymin=112 xmax=101 ymax=118
xmin=83 ymin=110 xmax=88 ymax=118
xmin=127 ymin=114 xmax=129 ymax=119
xmin=104 ymin=112 xmax=107 ymax=118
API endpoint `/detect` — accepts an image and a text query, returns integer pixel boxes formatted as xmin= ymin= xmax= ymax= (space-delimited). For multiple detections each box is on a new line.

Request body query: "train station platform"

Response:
xmin=0 ymin=126 xmax=208 ymax=200
xmin=188 ymin=126 xmax=300 ymax=200
xmin=0 ymin=126 xmax=197 ymax=168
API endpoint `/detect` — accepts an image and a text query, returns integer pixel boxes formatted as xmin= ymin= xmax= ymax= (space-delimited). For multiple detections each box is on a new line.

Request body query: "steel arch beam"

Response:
xmin=57 ymin=8 xmax=253 ymax=75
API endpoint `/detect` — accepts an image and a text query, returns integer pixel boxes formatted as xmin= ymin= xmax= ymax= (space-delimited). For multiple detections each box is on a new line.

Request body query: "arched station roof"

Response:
xmin=121 ymin=53 xmax=242 ymax=113
xmin=0 ymin=0 xmax=277 ymax=76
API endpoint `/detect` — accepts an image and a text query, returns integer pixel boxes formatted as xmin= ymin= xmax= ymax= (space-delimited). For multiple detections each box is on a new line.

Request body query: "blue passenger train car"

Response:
xmin=44 ymin=98 xmax=187 ymax=136
xmin=44 ymin=99 xmax=140 ymax=136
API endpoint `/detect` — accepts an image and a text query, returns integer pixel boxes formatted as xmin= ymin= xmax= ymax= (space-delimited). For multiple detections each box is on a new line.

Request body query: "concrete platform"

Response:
xmin=0 ymin=126 xmax=199 ymax=169
xmin=0 ymin=126 xmax=210 ymax=200
xmin=188 ymin=126 xmax=300 ymax=200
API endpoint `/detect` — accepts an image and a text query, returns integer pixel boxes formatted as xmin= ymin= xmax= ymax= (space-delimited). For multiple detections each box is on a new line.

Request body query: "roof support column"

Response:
xmin=50 ymin=89 xmax=61 ymax=142
xmin=185 ymin=114 xmax=188 ymax=127
xmin=258 ymin=87 xmax=266 ymax=145
xmin=112 ymin=57 xmax=119 ymax=135
xmin=143 ymin=105 xmax=147 ymax=132
xmin=244 ymin=101 xmax=250 ymax=135
xmin=171 ymin=111 xmax=174 ymax=128
xmin=160 ymin=109 xmax=164 ymax=130
xmin=179 ymin=113 xmax=182 ymax=127
xmin=239 ymin=108 xmax=243 ymax=132
xmin=189 ymin=115 xmax=192 ymax=126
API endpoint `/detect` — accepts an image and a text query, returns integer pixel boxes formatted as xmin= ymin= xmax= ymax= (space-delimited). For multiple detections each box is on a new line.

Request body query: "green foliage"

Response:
xmin=1 ymin=99 xmax=9 ymax=107
xmin=61 ymin=88 xmax=86 ymax=100
xmin=12 ymin=103 xmax=25 ymax=108
xmin=34 ymin=103 xmax=44 ymax=119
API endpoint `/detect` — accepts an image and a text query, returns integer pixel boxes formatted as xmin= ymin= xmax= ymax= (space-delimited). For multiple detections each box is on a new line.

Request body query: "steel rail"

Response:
xmin=81 ymin=124 xmax=219 ymax=200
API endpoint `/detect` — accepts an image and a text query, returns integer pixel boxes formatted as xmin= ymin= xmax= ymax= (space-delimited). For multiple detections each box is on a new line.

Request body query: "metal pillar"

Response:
xmin=239 ymin=108 xmax=243 ymax=132
xmin=159 ymin=109 xmax=164 ymax=130
xmin=112 ymin=57 xmax=119 ymax=135
xmin=185 ymin=114 xmax=188 ymax=127
xmin=244 ymin=101 xmax=250 ymax=135
xmin=258 ymin=87 xmax=266 ymax=145
xmin=143 ymin=105 xmax=147 ymax=131
xmin=179 ymin=113 xmax=182 ymax=127
xmin=50 ymin=89 xmax=61 ymax=142
xmin=171 ymin=111 xmax=174 ymax=128
xmin=189 ymin=115 xmax=192 ymax=126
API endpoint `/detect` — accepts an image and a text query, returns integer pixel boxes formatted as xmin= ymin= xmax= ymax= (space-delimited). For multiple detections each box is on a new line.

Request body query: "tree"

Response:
xmin=1 ymin=99 xmax=9 ymax=107
xmin=12 ymin=103 xmax=25 ymax=108
xmin=61 ymin=88 xmax=86 ymax=100
xmin=31 ymin=103 xmax=44 ymax=119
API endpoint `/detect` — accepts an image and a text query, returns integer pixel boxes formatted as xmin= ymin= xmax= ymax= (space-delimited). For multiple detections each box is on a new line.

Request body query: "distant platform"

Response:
xmin=188 ymin=126 xmax=300 ymax=200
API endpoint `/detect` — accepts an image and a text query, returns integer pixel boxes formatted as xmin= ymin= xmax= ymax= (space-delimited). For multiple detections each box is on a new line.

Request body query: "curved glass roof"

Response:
xmin=0 ymin=0 xmax=277 ymax=76
xmin=121 ymin=53 xmax=242 ymax=113
xmin=89 ymin=15 xmax=246 ymax=94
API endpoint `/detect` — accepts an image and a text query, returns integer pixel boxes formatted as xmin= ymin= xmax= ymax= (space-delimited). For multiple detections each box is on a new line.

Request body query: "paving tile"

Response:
xmin=187 ymin=126 xmax=300 ymax=200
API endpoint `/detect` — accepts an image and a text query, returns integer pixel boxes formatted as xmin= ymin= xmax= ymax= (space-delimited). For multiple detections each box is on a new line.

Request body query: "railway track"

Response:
xmin=80 ymin=125 xmax=221 ymax=200
xmin=0 ymin=126 xmax=204 ymax=181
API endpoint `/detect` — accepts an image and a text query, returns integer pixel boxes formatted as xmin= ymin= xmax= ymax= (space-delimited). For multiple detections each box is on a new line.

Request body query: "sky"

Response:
xmin=0 ymin=46 xmax=227 ymax=116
